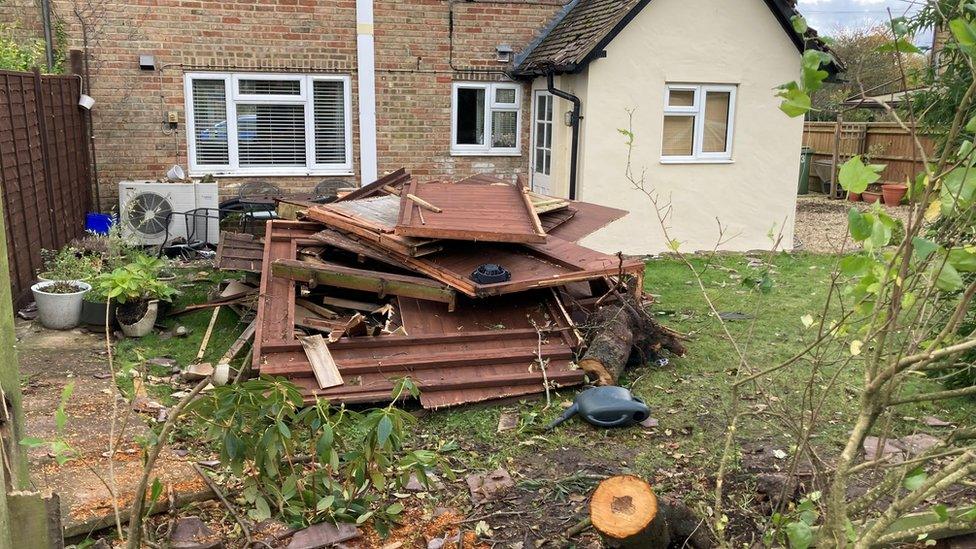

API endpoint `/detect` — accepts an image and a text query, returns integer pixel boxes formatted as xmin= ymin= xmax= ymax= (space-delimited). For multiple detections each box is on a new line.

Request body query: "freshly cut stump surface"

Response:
xmin=590 ymin=475 xmax=659 ymax=541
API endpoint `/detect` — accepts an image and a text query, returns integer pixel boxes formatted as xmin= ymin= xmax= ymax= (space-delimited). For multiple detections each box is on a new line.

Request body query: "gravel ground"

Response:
xmin=794 ymin=194 xmax=913 ymax=254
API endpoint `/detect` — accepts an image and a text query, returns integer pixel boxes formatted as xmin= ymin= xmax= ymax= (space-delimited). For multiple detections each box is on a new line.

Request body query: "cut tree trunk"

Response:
xmin=579 ymin=295 xmax=685 ymax=385
xmin=590 ymin=475 xmax=714 ymax=549
xmin=591 ymin=475 xmax=668 ymax=548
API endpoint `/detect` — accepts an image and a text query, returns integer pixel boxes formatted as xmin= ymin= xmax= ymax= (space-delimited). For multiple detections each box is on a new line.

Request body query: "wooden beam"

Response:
xmin=271 ymin=258 xmax=457 ymax=310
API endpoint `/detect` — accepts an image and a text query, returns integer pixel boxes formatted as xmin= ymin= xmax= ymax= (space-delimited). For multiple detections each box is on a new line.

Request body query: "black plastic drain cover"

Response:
xmin=471 ymin=263 xmax=511 ymax=284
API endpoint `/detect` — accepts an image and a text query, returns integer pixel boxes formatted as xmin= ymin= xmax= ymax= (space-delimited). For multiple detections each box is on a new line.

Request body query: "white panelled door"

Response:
xmin=531 ymin=90 xmax=554 ymax=195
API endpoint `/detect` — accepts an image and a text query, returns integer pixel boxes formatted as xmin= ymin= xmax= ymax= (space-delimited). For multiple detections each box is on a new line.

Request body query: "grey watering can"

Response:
xmin=546 ymin=386 xmax=650 ymax=429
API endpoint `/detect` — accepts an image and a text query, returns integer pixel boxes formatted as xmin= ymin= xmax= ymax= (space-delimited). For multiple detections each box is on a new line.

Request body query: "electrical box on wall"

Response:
xmin=166 ymin=111 xmax=178 ymax=128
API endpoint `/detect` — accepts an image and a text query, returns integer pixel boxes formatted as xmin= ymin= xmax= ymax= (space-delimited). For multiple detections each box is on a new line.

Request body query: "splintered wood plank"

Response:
xmin=394 ymin=179 xmax=547 ymax=243
xmin=299 ymin=335 xmax=344 ymax=389
xmin=336 ymin=167 xmax=409 ymax=202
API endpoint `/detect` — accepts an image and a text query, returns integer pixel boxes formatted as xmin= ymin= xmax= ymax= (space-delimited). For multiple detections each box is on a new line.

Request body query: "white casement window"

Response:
xmin=661 ymin=84 xmax=737 ymax=163
xmin=451 ymin=82 xmax=521 ymax=156
xmin=184 ymin=73 xmax=353 ymax=176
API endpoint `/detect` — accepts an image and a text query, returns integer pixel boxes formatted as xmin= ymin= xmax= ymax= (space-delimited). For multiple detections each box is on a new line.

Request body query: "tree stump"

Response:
xmin=590 ymin=475 xmax=669 ymax=548
xmin=580 ymin=296 xmax=686 ymax=385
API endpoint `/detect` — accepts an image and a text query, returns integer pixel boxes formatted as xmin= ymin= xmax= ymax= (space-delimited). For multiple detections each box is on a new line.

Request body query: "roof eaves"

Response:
xmin=513 ymin=0 xmax=582 ymax=73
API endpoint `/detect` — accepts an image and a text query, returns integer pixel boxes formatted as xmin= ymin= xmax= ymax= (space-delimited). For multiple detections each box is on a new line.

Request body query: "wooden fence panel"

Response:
xmin=0 ymin=69 xmax=92 ymax=308
xmin=802 ymin=122 xmax=936 ymax=192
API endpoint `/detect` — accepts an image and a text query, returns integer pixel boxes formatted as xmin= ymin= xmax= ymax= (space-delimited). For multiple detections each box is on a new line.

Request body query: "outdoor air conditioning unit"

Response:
xmin=118 ymin=181 xmax=219 ymax=246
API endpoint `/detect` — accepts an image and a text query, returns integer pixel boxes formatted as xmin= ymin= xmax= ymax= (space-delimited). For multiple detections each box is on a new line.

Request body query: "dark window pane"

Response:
xmin=456 ymin=88 xmax=485 ymax=145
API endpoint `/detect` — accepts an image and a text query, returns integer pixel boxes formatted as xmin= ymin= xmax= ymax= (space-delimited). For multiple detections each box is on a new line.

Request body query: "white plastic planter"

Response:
xmin=118 ymin=300 xmax=159 ymax=338
xmin=31 ymin=281 xmax=91 ymax=330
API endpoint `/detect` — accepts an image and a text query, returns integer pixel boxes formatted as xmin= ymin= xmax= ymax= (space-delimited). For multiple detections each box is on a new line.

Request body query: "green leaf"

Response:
xmin=316 ymin=425 xmax=334 ymax=460
xmin=377 ymin=415 xmax=393 ymax=447
xmin=316 ymin=495 xmax=335 ymax=511
xmin=224 ymin=432 xmax=243 ymax=461
xmin=948 ymin=247 xmax=976 ymax=272
xmin=966 ymin=115 xmax=976 ymax=134
xmin=777 ymin=83 xmax=812 ymax=118
xmin=932 ymin=503 xmax=949 ymax=522
xmin=785 ymin=520 xmax=814 ymax=549
xmin=935 ymin=262 xmax=964 ymax=292
xmin=848 ymin=209 xmax=872 ymax=242
xmin=940 ymin=166 xmax=976 ymax=216
xmin=386 ymin=502 xmax=404 ymax=515
xmin=356 ymin=510 xmax=374 ymax=524
xmin=19 ymin=436 xmax=46 ymax=448
xmin=912 ymin=237 xmax=940 ymax=261
xmin=904 ymin=466 xmax=928 ymax=491
xmin=950 ymin=18 xmax=976 ymax=52
xmin=876 ymin=38 xmax=922 ymax=54
xmin=868 ymin=217 xmax=892 ymax=250
xmin=791 ymin=15 xmax=808 ymax=35
xmin=253 ymin=496 xmax=271 ymax=521
xmin=839 ymin=255 xmax=873 ymax=277
xmin=839 ymin=156 xmax=884 ymax=194
xmin=277 ymin=420 xmax=291 ymax=439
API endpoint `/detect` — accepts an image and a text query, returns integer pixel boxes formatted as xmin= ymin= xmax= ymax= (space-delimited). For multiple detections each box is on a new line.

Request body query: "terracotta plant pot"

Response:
xmin=848 ymin=192 xmax=862 ymax=202
xmin=862 ymin=191 xmax=882 ymax=204
xmin=882 ymin=183 xmax=908 ymax=207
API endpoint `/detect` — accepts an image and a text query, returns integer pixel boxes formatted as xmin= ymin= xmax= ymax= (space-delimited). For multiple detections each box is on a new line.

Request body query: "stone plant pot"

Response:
xmin=81 ymin=298 xmax=116 ymax=331
xmin=31 ymin=281 xmax=91 ymax=330
xmin=117 ymin=300 xmax=159 ymax=338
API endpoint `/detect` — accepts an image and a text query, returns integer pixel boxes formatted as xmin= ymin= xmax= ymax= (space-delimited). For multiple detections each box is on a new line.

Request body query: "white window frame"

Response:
xmin=184 ymin=72 xmax=353 ymax=176
xmin=450 ymin=82 xmax=522 ymax=156
xmin=661 ymin=83 xmax=737 ymax=164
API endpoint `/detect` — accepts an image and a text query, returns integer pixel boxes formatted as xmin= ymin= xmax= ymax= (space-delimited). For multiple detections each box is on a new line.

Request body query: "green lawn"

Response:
xmin=114 ymin=253 xmax=975 ymax=537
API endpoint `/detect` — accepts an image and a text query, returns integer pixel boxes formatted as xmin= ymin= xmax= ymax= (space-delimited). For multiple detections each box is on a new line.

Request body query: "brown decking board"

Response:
xmin=261 ymin=294 xmax=586 ymax=408
xmin=544 ymin=200 xmax=629 ymax=242
xmin=395 ymin=179 xmax=547 ymax=243
xmin=216 ymin=231 xmax=265 ymax=272
xmin=252 ymin=221 xmax=321 ymax=370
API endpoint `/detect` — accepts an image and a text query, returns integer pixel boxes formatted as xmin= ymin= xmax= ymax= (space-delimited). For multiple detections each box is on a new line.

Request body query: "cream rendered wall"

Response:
xmin=570 ymin=0 xmax=804 ymax=254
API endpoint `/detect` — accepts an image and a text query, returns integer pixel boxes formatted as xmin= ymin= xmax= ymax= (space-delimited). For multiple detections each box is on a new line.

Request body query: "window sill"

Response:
xmin=659 ymin=158 xmax=734 ymax=165
xmin=188 ymin=169 xmax=355 ymax=178
xmin=450 ymin=150 xmax=522 ymax=157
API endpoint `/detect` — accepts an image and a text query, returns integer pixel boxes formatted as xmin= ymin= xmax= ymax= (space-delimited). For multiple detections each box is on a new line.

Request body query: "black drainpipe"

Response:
xmin=546 ymin=71 xmax=581 ymax=200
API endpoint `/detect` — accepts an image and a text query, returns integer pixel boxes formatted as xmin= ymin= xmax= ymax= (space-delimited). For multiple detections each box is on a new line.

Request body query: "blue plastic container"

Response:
xmin=85 ymin=213 xmax=114 ymax=235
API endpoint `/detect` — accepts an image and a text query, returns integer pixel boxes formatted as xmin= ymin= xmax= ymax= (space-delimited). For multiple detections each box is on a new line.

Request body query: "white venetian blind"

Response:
xmin=236 ymin=103 xmax=307 ymax=167
xmin=191 ymin=79 xmax=230 ymax=165
xmin=313 ymin=80 xmax=346 ymax=164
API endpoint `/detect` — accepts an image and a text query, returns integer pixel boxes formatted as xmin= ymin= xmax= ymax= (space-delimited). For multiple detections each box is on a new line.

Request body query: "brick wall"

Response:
xmin=0 ymin=0 xmax=44 ymax=46
xmin=37 ymin=0 xmax=564 ymax=207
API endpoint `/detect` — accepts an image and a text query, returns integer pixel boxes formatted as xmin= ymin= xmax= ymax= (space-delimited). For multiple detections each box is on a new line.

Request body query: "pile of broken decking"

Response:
xmin=216 ymin=168 xmax=672 ymax=409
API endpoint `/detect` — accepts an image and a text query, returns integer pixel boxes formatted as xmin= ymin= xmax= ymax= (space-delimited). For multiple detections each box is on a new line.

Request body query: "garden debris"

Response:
xmin=467 ymin=468 xmax=515 ymax=505
xmin=862 ymin=433 xmax=941 ymax=463
xmin=170 ymin=516 xmax=223 ymax=549
xmin=497 ymin=410 xmax=519 ymax=432
xmin=183 ymin=363 xmax=214 ymax=381
xmin=246 ymin=169 xmax=681 ymax=408
xmin=922 ymin=415 xmax=953 ymax=427
xmin=286 ymin=521 xmax=361 ymax=549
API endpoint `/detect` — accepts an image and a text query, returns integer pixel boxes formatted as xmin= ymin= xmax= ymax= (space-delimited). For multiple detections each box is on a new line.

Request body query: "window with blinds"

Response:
xmin=184 ymin=73 xmax=351 ymax=175
xmin=451 ymin=82 xmax=521 ymax=155
xmin=661 ymin=84 xmax=736 ymax=162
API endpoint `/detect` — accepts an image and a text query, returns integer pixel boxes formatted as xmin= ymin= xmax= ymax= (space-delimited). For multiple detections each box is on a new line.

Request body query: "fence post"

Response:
xmin=32 ymin=68 xmax=60 ymax=244
xmin=831 ymin=115 xmax=842 ymax=199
